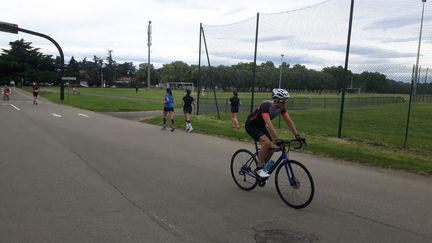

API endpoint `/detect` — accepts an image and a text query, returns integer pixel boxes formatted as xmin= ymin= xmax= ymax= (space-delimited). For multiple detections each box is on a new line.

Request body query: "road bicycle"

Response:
xmin=230 ymin=138 xmax=314 ymax=209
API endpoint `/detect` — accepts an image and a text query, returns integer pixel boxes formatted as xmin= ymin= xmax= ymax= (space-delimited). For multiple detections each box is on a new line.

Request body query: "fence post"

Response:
xmin=196 ymin=23 xmax=202 ymax=115
xmin=404 ymin=65 xmax=416 ymax=148
xmin=225 ymin=98 xmax=228 ymax=113
xmin=337 ymin=0 xmax=355 ymax=138
xmin=250 ymin=13 xmax=260 ymax=113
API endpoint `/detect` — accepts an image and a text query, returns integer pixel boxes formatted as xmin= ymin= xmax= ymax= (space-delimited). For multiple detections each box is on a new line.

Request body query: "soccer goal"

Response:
xmin=166 ymin=82 xmax=195 ymax=91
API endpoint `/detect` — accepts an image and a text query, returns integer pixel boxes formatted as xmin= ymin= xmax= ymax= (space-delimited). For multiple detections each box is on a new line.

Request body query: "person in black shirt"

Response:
xmin=229 ymin=91 xmax=241 ymax=129
xmin=182 ymin=89 xmax=195 ymax=132
xmin=245 ymin=88 xmax=303 ymax=178
xmin=32 ymin=83 xmax=40 ymax=105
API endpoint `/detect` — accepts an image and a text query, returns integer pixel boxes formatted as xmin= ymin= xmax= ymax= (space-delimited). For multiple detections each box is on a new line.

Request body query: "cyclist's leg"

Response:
xmin=257 ymin=134 xmax=274 ymax=167
xmin=245 ymin=122 xmax=273 ymax=168
xmin=261 ymin=128 xmax=274 ymax=164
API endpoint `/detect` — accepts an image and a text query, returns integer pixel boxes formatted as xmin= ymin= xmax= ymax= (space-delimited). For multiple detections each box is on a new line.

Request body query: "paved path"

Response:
xmin=1 ymin=89 xmax=431 ymax=242
xmin=102 ymin=110 xmax=162 ymax=121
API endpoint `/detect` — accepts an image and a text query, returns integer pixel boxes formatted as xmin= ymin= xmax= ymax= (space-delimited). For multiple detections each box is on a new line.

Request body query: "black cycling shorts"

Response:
xmin=183 ymin=107 xmax=192 ymax=114
xmin=163 ymin=107 xmax=174 ymax=112
xmin=245 ymin=121 xmax=272 ymax=141
xmin=231 ymin=106 xmax=239 ymax=113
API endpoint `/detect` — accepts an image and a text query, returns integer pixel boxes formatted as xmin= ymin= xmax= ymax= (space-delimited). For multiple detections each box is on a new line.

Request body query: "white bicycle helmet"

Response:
xmin=272 ymin=88 xmax=290 ymax=100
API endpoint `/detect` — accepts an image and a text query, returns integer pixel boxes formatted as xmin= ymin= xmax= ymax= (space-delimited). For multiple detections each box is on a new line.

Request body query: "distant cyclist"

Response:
xmin=245 ymin=88 xmax=304 ymax=178
xmin=2 ymin=84 xmax=11 ymax=101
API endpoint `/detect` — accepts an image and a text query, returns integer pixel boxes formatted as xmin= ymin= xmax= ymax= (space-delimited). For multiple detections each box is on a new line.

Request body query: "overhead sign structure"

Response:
xmin=0 ymin=20 xmax=65 ymax=100
xmin=61 ymin=77 xmax=77 ymax=81
xmin=0 ymin=21 xmax=18 ymax=34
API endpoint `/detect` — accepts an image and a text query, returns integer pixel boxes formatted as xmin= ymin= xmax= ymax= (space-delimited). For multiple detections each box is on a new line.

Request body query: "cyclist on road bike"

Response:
xmin=2 ymin=85 xmax=11 ymax=100
xmin=245 ymin=88 xmax=304 ymax=178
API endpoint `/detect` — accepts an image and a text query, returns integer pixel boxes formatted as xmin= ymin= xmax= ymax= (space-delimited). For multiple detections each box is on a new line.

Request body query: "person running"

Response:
xmin=245 ymin=88 xmax=304 ymax=178
xmin=182 ymin=89 xmax=195 ymax=132
xmin=32 ymin=83 xmax=40 ymax=105
xmin=229 ymin=91 xmax=241 ymax=129
xmin=162 ymin=88 xmax=175 ymax=131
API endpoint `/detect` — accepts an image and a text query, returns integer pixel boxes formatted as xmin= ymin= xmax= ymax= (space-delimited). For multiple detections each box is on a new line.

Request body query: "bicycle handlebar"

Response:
xmin=273 ymin=138 xmax=307 ymax=150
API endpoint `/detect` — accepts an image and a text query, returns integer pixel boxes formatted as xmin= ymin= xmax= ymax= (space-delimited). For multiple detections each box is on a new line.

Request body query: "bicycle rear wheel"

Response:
xmin=275 ymin=160 xmax=314 ymax=209
xmin=230 ymin=149 xmax=258 ymax=190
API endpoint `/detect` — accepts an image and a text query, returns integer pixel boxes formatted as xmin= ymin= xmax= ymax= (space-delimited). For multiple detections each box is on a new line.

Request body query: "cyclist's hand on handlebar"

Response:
xmin=295 ymin=134 xmax=306 ymax=144
xmin=274 ymin=139 xmax=285 ymax=147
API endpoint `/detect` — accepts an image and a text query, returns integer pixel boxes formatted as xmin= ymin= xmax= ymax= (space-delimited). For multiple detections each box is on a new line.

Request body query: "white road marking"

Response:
xmin=147 ymin=211 xmax=180 ymax=233
xmin=13 ymin=90 xmax=42 ymax=103
xmin=52 ymin=113 xmax=62 ymax=118
xmin=10 ymin=104 xmax=21 ymax=111
xmin=78 ymin=113 xmax=89 ymax=118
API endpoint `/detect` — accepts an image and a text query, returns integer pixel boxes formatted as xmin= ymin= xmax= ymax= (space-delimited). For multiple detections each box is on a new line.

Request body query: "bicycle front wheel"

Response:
xmin=230 ymin=149 xmax=258 ymax=190
xmin=275 ymin=160 xmax=314 ymax=209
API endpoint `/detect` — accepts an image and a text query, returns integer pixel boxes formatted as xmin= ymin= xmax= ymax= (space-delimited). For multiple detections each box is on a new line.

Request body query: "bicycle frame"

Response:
xmin=243 ymin=141 xmax=296 ymax=182
xmin=232 ymin=138 xmax=313 ymax=208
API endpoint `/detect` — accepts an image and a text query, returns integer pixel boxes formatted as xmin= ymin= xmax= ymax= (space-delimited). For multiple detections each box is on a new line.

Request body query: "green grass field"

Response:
xmin=147 ymin=103 xmax=432 ymax=174
xmin=27 ymin=87 xmax=431 ymax=174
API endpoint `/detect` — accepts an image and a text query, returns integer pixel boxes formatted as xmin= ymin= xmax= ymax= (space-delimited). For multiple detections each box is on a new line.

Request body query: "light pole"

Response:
xmin=0 ymin=21 xmax=65 ymax=100
xmin=100 ymin=63 xmax=106 ymax=88
xmin=147 ymin=21 xmax=152 ymax=90
xmin=108 ymin=50 xmax=114 ymax=86
xmin=277 ymin=54 xmax=284 ymax=128
xmin=279 ymin=54 xmax=284 ymax=88
xmin=414 ymin=0 xmax=427 ymax=97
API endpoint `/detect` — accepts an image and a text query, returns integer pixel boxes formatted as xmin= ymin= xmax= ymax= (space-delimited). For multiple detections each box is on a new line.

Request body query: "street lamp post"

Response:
xmin=147 ymin=21 xmax=152 ymax=91
xmin=0 ymin=21 xmax=65 ymax=100
xmin=277 ymin=54 xmax=284 ymax=128
xmin=100 ymin=64 xmax=105 ymax=88
xmin=279 ymin=54 xmax=284 ymax=88
xmin=414 ymin=0 xmax=427 ymax=98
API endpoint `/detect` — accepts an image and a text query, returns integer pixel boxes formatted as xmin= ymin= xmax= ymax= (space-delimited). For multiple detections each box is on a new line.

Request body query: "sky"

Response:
xmin=0 ymin=0 xmax=325 ymax=66
xmin=1 ymin=0 xmax=432 ymax=82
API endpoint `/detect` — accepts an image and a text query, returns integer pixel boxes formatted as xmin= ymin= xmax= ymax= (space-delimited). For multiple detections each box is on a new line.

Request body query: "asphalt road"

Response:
xmin=1 ymin=89 xmax=431 ymax=243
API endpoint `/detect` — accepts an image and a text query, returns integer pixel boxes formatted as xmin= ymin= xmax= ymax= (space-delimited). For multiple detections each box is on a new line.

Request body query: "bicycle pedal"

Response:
xmin=258 ymin=181 xmax=266 ymax=187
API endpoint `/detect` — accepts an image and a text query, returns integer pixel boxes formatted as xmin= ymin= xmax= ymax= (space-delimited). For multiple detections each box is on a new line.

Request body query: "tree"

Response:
xmin=134 ymin=63 xmax=160 ymax=87
xmin=322 ymin=66 xmax=352 ymax=90
xmin=0 ymin=39 xmax=57 ymax=84
xmin=160 ymin=61 xmax=192 ymax=83
xmin=356 ymin=71 xmax=388 ymax=93
xmin=105 ymin=51 xmax=116 ymax=84
xmin=66 ymin=56 xmax=80 ymax=78
xmin=117 ymin=62 xmax=136 ymax=77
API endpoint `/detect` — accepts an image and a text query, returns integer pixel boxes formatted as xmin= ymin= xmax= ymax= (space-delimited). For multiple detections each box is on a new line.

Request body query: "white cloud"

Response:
xmin=1 ymin=0 xmax=432 ymax=76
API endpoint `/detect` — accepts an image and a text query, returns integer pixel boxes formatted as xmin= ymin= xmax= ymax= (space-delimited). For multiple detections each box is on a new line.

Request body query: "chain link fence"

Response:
xmin=197 ymin=0 xmax=432 ymax=150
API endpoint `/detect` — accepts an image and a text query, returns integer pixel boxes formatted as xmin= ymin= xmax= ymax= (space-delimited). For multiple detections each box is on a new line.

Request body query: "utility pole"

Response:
xmin=101 ymin=69 xmax=104 ymax=88
xmin=107 ymin=50 xmax=113 ymax=87
xmin=147 ymin=21 xmax=152 ymax=90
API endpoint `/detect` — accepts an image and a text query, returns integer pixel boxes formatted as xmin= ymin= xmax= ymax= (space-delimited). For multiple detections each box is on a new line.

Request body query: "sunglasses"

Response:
xmin=273 ymin=99 xmax=286 ymax=104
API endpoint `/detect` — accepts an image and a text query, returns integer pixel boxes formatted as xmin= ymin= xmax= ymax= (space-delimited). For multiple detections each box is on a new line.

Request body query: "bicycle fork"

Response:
xmin=283 ymin=161 xmax=300 ymax=188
